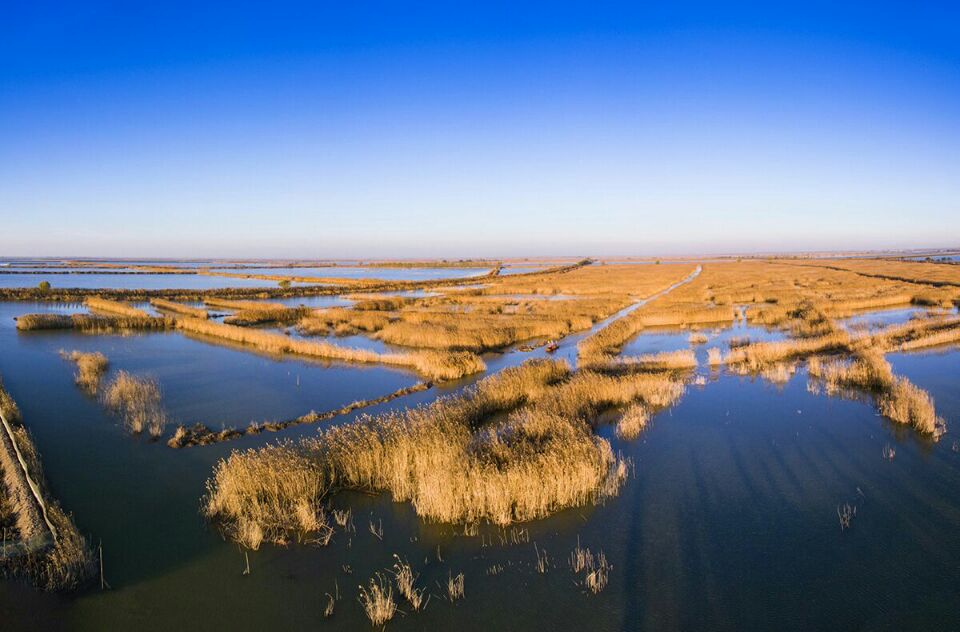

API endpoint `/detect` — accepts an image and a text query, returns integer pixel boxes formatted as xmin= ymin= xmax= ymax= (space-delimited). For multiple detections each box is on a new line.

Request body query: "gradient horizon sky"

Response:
xmin=2 ymin=2 xmax=958 ymax=258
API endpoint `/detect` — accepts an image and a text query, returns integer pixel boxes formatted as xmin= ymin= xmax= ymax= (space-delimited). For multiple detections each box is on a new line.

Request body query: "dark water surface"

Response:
xmin=0 ymin=299 xmax=959 ymax=631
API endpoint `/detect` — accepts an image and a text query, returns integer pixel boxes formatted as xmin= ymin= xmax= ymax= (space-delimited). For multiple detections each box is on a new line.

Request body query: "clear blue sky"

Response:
xmin=2 ymin=2 xmax=958 ymax=258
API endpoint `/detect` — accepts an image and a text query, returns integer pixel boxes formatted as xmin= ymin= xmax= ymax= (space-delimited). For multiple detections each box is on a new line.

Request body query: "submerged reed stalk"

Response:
xmin=615 ymin=404 xmax=649 ymax=440
xmin=102 ymin=371 xmax=168 ymax=437
xmin=358 ymin=574 xmax=397 ymax=626
xmin=447 ymin=571 xmax=465 ymax=601
xmin=60 ymin=350 xmax=109 ymax=394
xmin=392 ymin=555 xmax=425 ymax=610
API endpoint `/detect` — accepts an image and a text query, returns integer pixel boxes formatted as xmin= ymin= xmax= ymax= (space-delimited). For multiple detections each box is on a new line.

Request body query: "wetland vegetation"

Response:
xmin=2 ymin=255 xmax=960 ymax=629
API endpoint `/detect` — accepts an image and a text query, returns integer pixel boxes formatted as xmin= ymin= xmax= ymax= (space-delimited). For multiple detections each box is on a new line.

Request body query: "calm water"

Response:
xmin=0 ymin=274 xmax=292 ymax=290
xmin=1 ymin=299 xmax=959 ymax=630
xmin=214 ymin=267 xmax=491 ymax=281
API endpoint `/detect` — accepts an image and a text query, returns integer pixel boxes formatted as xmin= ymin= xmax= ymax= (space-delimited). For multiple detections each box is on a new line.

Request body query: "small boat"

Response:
xmin=545 ymin=340 xmax=559 ymax=353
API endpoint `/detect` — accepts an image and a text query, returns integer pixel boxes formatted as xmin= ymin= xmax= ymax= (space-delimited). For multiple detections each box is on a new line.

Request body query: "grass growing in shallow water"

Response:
xmin=60 ymin=350 xmax=109 ymax=394
xmin=203 ymin=360 xmax=687 ymax=547
xmin=175 ymin=316 xmax=485 ymax=381
xmin=102 ymin=371 xmax=168 ymax=437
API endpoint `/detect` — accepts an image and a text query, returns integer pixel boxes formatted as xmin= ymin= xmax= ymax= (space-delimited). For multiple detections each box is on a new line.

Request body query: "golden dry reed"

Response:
xmin=358 ymin=574 xmax=397 ymax=625
xmin=15 ymin=313 xmax=172 ymax=332
xmin=85 ymin=297 xmax=150 ymax=318
xmin=149 ymin=298 xmax=208 ymax=319
xmin=203 ymin=360 xmax=687 ymax=553
xmin=60 ymin=350 xmax=109 ymax=394
xmin=102 ymin=371 xmax=168 ymax=437
xmin=175 ymin=316 xmax=485 ymax=381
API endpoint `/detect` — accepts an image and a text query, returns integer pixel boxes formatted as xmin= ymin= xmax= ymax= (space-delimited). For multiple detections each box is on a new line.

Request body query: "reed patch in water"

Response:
xmin=85 ymin=297 xmax=150 ymax=318
xmin=60 ymin=351 xmax=109 ymax=394
xmin=175 ymin=316 xmax=485 ymax=381
xmin=358 ymin=573 xmax=397 ymax=626
xmin=102 ymin=371 xmax=168 ymax=437
xmin=203 ymin=360 xmax=684 ymax=554
xmin=15 ymin=313 xmax=172 ymax=332
xmin=149 ymin=298 xmax=208 ymax=319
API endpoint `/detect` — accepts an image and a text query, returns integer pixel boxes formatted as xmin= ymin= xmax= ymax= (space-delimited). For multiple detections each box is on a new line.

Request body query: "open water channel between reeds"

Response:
xmin=1 ymin=296 xmax=959 ymax=630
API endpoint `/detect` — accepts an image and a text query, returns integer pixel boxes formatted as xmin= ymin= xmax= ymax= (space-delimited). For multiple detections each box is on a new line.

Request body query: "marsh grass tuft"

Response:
xmin=102 ymin=371 xmax=168 ymax=437
xmin=447 ymin=571 xmax=465 ymax=601
xmin=392 ymin=555 xmax=425 ymax=610
xmin=60 ymin=351 xmax=108 ymax=394
xmin=615 ymin=404 xmax=649 ymax=440
xmin=358 ymin=573 xmax=397 ymax=625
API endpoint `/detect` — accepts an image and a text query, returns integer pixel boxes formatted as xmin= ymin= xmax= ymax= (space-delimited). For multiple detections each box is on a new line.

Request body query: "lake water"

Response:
xmin=0 ymin=274 xmax=292 ymax=290
xmin=1 ymin=298 xmax=959 ymax=630
xmin=211 ymin=267 xmax=492 ymax=281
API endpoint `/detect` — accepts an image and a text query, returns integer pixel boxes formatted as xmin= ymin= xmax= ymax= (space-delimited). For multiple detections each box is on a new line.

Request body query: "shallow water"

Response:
xmin=1 ymin=297 xmax=959 ymax=630
xmin=498 ymin=266 xmax=549 ymax=275
xmin=620 ymin=318 xmax=787 ymax=362
xmin=212 ymin=266 xmax=491 ymax=281
xmin=839 ymin=306 xmax=931 ymax=331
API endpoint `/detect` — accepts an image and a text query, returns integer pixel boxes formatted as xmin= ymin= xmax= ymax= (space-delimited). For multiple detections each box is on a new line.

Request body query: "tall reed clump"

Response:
xmin=203 ymin=442 xmax=329 ymax=547
xmin=175 ymin=316 xmax=485 ymax=381
xmin=85 ymin=297 xmax=150 ymax=318
xmin=878 ymin=378 xmax=945 ymax=437
xmin=615 ymin=404 xmax=649 ymax=440
xmin=807 ymin=351 xmax=945 ymax=438
xmin=102 ymin=371 xmax=168 ymax=437
xmin=204 ymin=360 xmax=685 ymax=547
xmin=60 ymin=350 xmax=109 ymax=394
xmin=149 ymin=298 xmax=208 ymax=319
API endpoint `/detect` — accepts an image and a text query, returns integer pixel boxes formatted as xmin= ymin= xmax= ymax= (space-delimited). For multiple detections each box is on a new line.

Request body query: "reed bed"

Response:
xmin=60 ymin=350 xmax=109 ymax=394
xmin=878 ymin=378 xmax=945 ymax=436
xmin=298 ymin=308 xmax=391 ymax=336
xmin=615 ymin=404 xmax=649 ymax=440
xmin=203 ymin=298 xmax=287 ymax=311
xmin=175 ymin=316 xmax=485 ymax=381
xmin=804 ymin=350 xmax=944 ymax=437
xmin=102 ymin=371 xmax=168 ymax=437
xmin=149 ymin=298 xmax=208 ymax=319
xmin=203 ymin=360 xmax=683 ymax=548
xmin=15 ymin=313 xmax=172 ymax=332
xmin=723 ymin=332 xmax=852 ymax=371
xmin=224 ymin=307 xmax=310 ymax=326
xmin=614 ymin=350 xmax=698 ymax=372
xmin=85 ymin=297 xmax=150 ymax=318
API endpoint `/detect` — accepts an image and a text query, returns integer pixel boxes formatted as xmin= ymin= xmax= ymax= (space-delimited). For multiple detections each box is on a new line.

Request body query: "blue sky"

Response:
xmin=1 ymin=2 xmax=958 ymax=257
